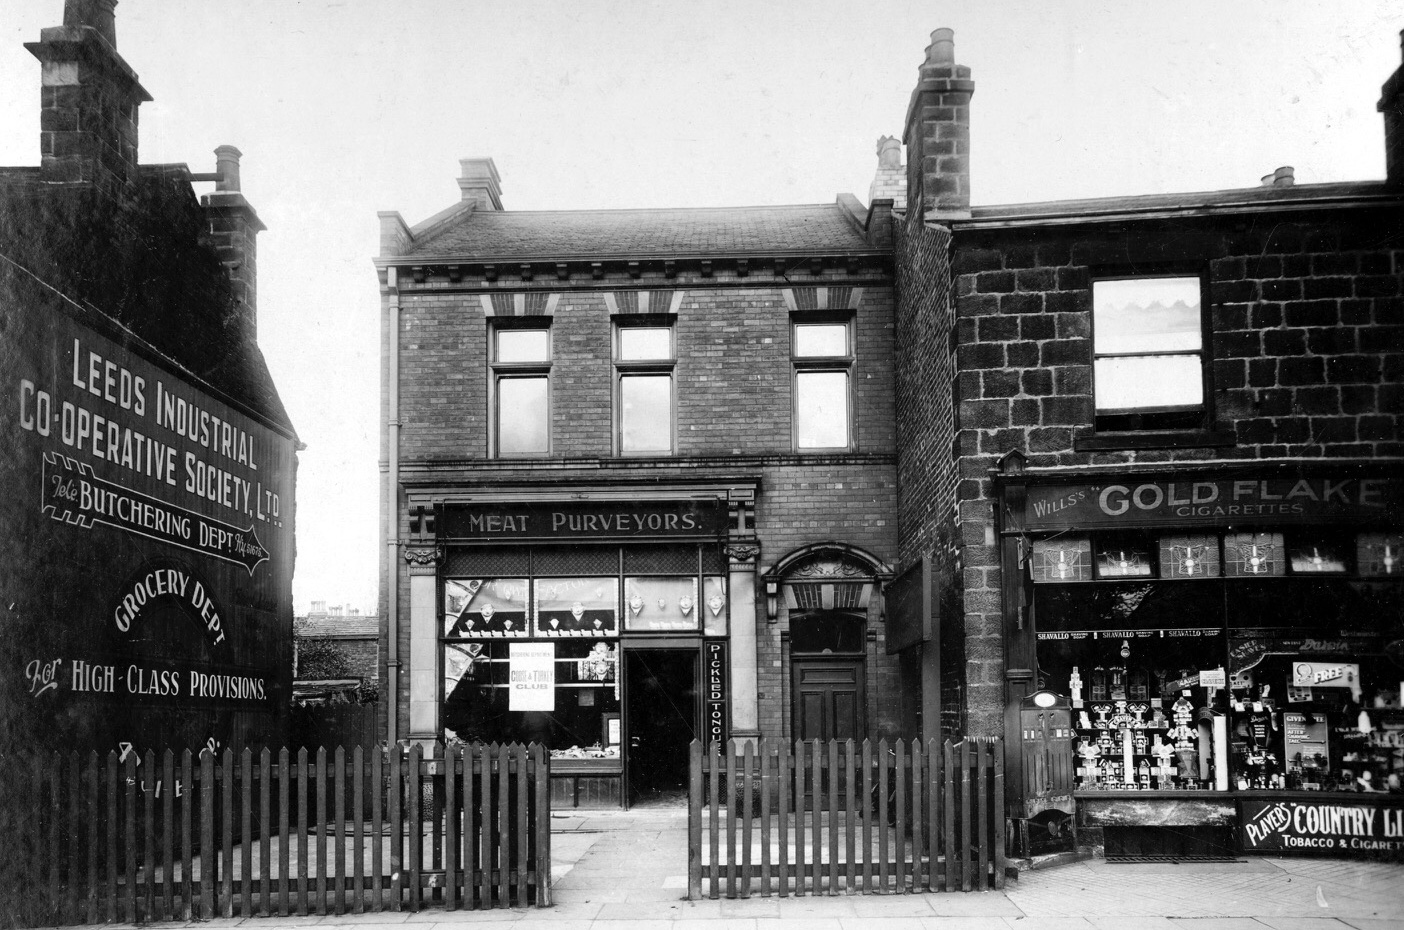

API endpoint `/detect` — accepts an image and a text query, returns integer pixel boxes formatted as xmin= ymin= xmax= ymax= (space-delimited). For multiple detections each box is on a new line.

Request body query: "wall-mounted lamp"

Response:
xmin=765 ymin=580 xmax=779 ymax=622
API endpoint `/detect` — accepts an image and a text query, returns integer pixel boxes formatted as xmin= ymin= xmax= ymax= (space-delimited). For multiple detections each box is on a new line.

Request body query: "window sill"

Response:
xmin=1075 ymin=430 xmax=1235 ymax=452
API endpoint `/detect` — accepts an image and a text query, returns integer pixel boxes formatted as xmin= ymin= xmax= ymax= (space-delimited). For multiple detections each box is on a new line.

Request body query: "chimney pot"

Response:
xmin=215 ymin=144 xmax=242 ymax=192
xmin=1272 ymin=165 xmax=1295 ymax=188
xmin=927 ymin=28 xmax=956 ymax=66
xmin=1260 ymin=173 xmax=1275 ymax=187
xmin=64 ymin=0 xmax=118 ymax=47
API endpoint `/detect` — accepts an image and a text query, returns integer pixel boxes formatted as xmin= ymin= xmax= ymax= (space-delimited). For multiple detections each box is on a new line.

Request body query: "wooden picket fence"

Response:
xmin=688 ymin=737 xmax=1005 ymax=898
xmin=0 ymin=742 xmax=551 ymax=927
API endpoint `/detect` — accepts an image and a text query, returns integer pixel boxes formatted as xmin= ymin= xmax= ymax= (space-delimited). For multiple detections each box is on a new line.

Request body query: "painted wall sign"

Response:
xmin=1023 ymin=477 xmax=1399 ymax=531
xmin=4 ymin=291 xmax=296 ymax=757
xmin=508 ymin=643 xmax=555 ymax=712
xmin=46 ymin=454 xmax=269 ymax=574
xmin=705 ymin=640 xmax=728 ymax=746
xmin=1240 ymin=798 xmax=1404 ymax=859
xmin=20 ymin=652 xmax=270 ymax=707
xmin=441 ymin=500 xmax=724 ymax=541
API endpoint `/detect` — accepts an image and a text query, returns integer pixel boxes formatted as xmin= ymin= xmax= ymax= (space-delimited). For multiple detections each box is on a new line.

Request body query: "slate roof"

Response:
xmin=403 ymin=203 xmax=877 ymax=261
xmin=295 ymin=615 xmax=380 ymax=638
xmin=961 ymin=181 xmax=1400 ymax=228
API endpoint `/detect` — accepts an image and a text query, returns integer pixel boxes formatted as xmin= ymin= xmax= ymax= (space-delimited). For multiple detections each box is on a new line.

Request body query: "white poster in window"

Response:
xmin=509 ymin=643 xmax=555 ymax=711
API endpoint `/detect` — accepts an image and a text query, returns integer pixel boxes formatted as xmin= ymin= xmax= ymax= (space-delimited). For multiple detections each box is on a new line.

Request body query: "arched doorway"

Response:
xmin=766 ymin=542 xmax=892 ymax=743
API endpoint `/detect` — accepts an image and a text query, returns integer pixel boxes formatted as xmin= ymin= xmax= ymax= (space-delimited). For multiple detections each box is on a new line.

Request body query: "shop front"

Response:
xmin=402 ymin=489 xmax=758 ymax=808
xmin=996 ymin=456 xmax=1404 ymax=859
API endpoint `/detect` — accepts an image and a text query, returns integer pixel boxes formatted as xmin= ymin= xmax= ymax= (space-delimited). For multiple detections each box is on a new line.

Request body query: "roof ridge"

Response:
xmin=463 ymin=202 xmax=850 ymax=217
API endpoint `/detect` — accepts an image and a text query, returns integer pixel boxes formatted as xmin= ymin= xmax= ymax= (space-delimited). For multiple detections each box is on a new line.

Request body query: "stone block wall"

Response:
xmin=944 ymin=205 xmax=1404 ymax=733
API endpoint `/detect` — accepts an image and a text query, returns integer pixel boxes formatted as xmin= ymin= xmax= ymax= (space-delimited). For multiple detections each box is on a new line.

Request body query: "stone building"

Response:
xmin=0 ymin=0 xmax=298 ymax=759
xmin=891 ymin=29 xmax=1404 ymax=857
xmin=378 ymin=25 xmax=1403 ymax=847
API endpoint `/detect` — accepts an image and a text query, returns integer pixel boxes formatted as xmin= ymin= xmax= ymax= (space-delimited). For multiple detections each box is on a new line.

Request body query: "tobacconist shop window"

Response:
xmin=792 ymin=312 xmax=853 ymax=451
xmin=490 ymin=320 xmax=551 ymax=457
xmin=615 ymin=318 xmax=675 ymax=455
xmin=1091 ymin=276 xmax=1209 ymax=434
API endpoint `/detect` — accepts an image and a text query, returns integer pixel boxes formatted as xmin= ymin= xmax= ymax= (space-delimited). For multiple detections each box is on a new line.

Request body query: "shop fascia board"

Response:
xmin=990 ymin=457 xmax=1402 ymax=485
xmin=400 ymin=479 xmax=761 ymax=507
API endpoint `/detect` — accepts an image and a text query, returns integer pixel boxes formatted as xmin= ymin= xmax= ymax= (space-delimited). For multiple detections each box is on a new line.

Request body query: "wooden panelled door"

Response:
xmin=792 ymin=659 xmax=865 ymax=742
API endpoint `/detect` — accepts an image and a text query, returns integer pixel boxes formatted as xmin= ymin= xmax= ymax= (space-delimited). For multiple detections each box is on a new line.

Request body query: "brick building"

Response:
xmin=891 ymin=29 xmax=1404 ymax=856
xmin=377 ymin=166 xmax=905 ymax=805
xmin=379 ymin=26 xmax=1403 ymax=848
xmin=0 ymin=0 xmax=299 ymax=758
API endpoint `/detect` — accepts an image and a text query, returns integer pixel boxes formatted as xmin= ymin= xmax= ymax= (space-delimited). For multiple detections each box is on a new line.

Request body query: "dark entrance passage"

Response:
xmin=625 ymin=648 xmax=698 ymax=805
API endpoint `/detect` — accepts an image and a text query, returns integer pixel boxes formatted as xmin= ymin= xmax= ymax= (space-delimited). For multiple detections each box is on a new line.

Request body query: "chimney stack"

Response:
xmin=201 ymin=145 xmax=267 ymax=341
xmin=869 ymin=136 xmax=907 ymax=209
xmin=458 ymin=157 xmax=503 ymax=211
xmin=903 ymin=28 xmax=975 ymax=220
xmin=27 ymin=0 xmax=151 ymax=193
xmin=1379 ymin=30 xmax=1404 ymax=187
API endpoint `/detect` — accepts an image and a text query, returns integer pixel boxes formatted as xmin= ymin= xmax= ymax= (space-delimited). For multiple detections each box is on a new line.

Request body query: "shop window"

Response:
xmin=443 ymin=640 xmax=620 ymax=754
xmin=491 ymin=322 xmax=551 ymax=457
xmin=792 ymin=314 xmax=853 ymax=450
xmin=1224 ymin=531 xmax=1285 ymax=577
xmin=1031 ymin=538 xmax=1093 ymax=583
xmin=1158 ymin=534 xmax=1222 ymax=579
xmin=623 ymin=576 xmax=699 ymax=632
xmin=1094 ymin=534 xmax=1155 ymax=579
xmin=1286 ymin=533 xmax=1353 ymax=574
xmin=1358 ymin=533 xmax=1403 ymax=577
xmin=534 ymin=576 xmax=617 ymax=636
xmin=444 ymin=577 xmax=530 ymax=637
xmin=1092 ymin=276 xmax=1207 ymax=432
xmin=615 ymin=320 xmax=674 ymax=454
xmin=702 ymin=576 xmax=728 ymax=637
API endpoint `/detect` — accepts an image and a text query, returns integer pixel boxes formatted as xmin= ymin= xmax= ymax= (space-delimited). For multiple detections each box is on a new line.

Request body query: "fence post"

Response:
xmin=809 ymin=740 xmax=822 ymax=896
xmin=533 ymin=743 xmax=551 ymax=908
xmin=199 ymin=750 xmax=215 ymax=919
xmin=444 ymin=743 xmax=458 ymax=912
xmin=976 ymin=740 xmax=990 ymax=890
xmin=515 ymin=743 xmax=529 ymax=906
xmin=992 ymin=738 xmax=1007 ymax=890
xmin=259 ymin=748 xmax=272 ymax=916
xmin=242 ymin=748 xmax=254 ymax=917
xmin=843 ymin=739 xmax=856 ymax=895
xmin=910 ymin=738 xmax=924 ymax=894
xmin=740 ymin=740 xmax=753 ymax=898
xmin=924 ymin=739 xmax=939 ymax=894
xmin=960 ymin=739 xmax=972 ymax=892
xmin=298 ymin=747 xmax=310 ymax=915
xmin=792 ymin=739 xmax=806 ymax=897
xmin=277 ymin=747 xmax=291 ymax=917
xmin=462 ymin=744 xmax=476 ymax=910
xmin=315 ymin=747 xmax=329 ymax=915
xmin=942 ymin=740 xmax=955 ymax=893
xmin=763 ymin=741 xmax=775 ymax=899
xmin=687 ymin=740 xmax=702 ymax=901
xmin=776 ymin=739 xmax=790 ymax=898
xmin=371 ymin=746 xmax=384 ymax=912
xmin=408 ymin=742 xmax=423 ymax=912
xmin=352 ymin=746 xmax=365 ymax=914
xmin=181 ymin=750 xmax=194 ymax=920
xmin=707 ymin=740 xmax=720 ymax=899
xmin=876 ymin=738 xmax=889 ymax=895
xmin=388 ymin=745 xmax=402 ymax=910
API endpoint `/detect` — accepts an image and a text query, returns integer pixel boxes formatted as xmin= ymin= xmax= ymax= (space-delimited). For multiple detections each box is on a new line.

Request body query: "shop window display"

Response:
xmin=443 ymin=639 xmax=620 ymax=756
xmin=623 ymin=576 xmax=699 ymax=632
xmin=1034 ymin=529 xmax=1404 ymax=795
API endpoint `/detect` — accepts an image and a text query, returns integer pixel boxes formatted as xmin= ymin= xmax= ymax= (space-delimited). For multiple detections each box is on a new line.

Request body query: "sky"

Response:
xmin=2 ymin=1 xmax=1398 ymax=616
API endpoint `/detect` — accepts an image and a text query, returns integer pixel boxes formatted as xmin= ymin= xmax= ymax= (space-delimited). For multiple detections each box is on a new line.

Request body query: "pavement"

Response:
xmin=104 ymin=803 xmax=1404 ymax=930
